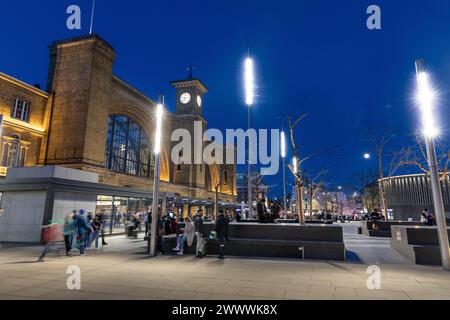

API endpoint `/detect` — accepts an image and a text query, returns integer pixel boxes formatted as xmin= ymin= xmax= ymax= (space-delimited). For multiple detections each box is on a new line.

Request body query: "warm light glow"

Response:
xmin=154 ymin=104 xmax=163 ymax=154
xmin=280 ymin=131 xmax=286 ymax=158
xmin=416 ymin=72 xmax=439 ymax=138
xmin=293 ymin=157 xmax=298 ymax=174
xmin=244 ymin=57 xmax=255 ymax=106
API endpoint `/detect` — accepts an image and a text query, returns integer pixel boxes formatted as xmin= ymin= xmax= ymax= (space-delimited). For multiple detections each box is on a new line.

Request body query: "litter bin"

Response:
xmin=126 ymin=224 xmax=137 ymax=238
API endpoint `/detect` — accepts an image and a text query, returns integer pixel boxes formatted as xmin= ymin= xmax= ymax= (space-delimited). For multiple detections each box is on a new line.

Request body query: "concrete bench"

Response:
xmin=361 ymin=221 xmax=423 ymax=238
xmin=390 ymin=225 xmax=450 ymax=265
xmin=163 ymin=236 xmax=345 ymax=260
xmin=165 ymin=222 xmax=345 ymax=260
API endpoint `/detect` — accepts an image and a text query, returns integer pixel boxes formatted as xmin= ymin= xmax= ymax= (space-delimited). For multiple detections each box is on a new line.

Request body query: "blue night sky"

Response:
xmin=1 ymin=1 xmax=450 ymax=197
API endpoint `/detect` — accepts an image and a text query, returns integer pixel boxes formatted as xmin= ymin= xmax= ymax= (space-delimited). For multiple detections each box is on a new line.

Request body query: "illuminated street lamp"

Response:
xmin=244 ymin=56 xmax=255 ymax=218
xmin=149 ymin=102 xmax=164 ymax=256
xmin=281 ymin=130 xmax=287 ymax=212
xmin=363 ymin=153 xmax=371 ymax=160
xmin=415 ymin=59 xmax=450 ymax=270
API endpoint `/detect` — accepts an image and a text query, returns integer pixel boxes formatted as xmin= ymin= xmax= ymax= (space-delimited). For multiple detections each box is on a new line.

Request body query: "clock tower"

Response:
xmin=171 ymin=67 xmax=207 ymax=117
xmin=170 ymin=67 xmax=208 ymax=192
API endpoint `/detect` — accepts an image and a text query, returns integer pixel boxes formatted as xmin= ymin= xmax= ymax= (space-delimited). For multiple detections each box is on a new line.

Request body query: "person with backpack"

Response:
xmin=193 ymin=209 xmax=206 ymax=258
xmin=215 ymin=209 xmax=229 ymax=259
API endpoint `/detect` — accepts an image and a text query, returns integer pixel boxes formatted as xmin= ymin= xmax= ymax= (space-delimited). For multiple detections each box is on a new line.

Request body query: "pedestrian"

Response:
xmin=193 ymin=209 xmax=206 ymax=258
xmin=88 ymin=214 xmax=102 ymax=249
xmin=74 ymin=210 xmax=93 ymax=255
xmin=144 ymin=208 xmax=151 ymax=236
xmin=421 ymin=209 xmax=436 ymax=226
xmin=215 ymin=209 xmax=229 ymax=259
xmin=63 ymin=211 xmax=76 ymax=256
xmin=85 ymin=212 xmax=93 ymax=248
xmin=157 ymin=210 xmax=165 ymax=255
xmin=173 ymin=217 xmax=195 ymax=255
xmin=235 ymin=211 xmax=241 ymax=222
xmin=99 ymin=210 xmax=108 ymax=245
xmin=38 ymin=221 xmax=63 ymax=262
xmin=257 ymin=197 xmax=267 ymax=223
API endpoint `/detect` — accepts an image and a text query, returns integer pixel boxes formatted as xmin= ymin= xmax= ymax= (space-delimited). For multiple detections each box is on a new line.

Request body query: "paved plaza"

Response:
xmin=0 ymin=223 xmax=449 ymax=300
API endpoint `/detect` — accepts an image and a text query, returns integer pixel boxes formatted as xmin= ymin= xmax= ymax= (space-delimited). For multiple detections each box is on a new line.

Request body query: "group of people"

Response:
xmin=38 ymin=209 xmax=108 ymax=262
xmin=421 ymin=209 xmax=436 ymax=226
xmin=152 ymin=208 xmax=230 ymax=259
xmin=256 ymin=199 xmax=281 ymax=223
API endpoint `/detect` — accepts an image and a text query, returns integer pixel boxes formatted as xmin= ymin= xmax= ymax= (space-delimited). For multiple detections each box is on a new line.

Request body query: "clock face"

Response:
xmin=180 ymin=92 xmax=191 ymax=104
xmin=197 ymin=95 xmax=202 ymax=107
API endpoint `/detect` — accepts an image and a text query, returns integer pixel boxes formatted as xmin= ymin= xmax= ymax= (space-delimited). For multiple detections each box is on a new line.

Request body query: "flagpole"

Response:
xmin=90 ymin=0 xmax=96 ymax=35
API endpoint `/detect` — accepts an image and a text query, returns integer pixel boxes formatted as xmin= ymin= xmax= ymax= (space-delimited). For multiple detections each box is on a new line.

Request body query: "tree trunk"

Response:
xmin=296 ymin=181 xmax=305 ymax=224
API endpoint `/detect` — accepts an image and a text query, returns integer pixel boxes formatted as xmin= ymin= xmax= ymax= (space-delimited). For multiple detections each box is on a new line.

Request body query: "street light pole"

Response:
xmin=415 ymin=59 xmax=450 ymax=270
xmin=281 ymin=130 xmax=287 ymax=213
xmin=244 ymin=56 xmax=255 ymax=219
xmin=149 ymin=100 xmax=164 ymax=257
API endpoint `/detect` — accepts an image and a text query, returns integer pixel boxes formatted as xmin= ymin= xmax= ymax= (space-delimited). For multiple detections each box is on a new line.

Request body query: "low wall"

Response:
xmin=361 ymin=221 xmax=423 ymax=238
xmin=390 ymin=225 xmax=450 ymax=265
xmin=167 ymin=222 xmax=345 ymax=260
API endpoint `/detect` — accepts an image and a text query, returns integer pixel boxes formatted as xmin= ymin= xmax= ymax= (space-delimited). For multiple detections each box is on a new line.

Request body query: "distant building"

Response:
xmin=381 ymin=174 xmax=450 ymax=221
xmin=236 ymin=172 xmax=268 ymax=204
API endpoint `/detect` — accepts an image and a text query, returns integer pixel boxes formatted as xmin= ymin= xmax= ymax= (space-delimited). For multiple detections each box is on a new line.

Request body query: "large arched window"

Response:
xmin=105 ymin=115 xmax=153 ymax=177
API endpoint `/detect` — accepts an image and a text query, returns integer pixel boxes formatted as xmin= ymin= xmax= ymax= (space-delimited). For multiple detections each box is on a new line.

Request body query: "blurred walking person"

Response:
xmin=75 ymin=210 xmax=93 ymax=255
xmin=38 ymin=221 xmax=63 ymax=262
xmin=63 ymin=211 xmax=76 ymax=256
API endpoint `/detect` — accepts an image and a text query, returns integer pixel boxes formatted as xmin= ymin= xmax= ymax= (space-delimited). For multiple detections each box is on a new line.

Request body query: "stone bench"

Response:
xmin=163 ymin=222 xmax=345 ymax=260
xmin=162 ymin=236 xmax=345 ymax=260
xmin=361 ymin=220 xmax=423 ymax=238
xmin=390 ymin=225 xmax=450 ymax=265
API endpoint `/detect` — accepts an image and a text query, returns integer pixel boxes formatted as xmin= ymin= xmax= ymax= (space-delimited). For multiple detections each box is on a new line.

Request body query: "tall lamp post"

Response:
xmin=281 ymin=130 xmax=287 ymax=213
xmin=415 ymin=59 xmax=450 ymax=270
xmin=149 ymin=101 xmax=164 ymax=257
xmin=244 ymin=56 xmax=255 ymax=219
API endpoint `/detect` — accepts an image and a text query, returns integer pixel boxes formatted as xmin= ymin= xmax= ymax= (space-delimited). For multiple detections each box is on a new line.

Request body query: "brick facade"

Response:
xmin=0 ymin=34 xmax=236 ymax=203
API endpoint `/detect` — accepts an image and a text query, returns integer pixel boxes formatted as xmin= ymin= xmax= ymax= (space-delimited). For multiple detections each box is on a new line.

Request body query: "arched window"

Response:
xmin=105 ymin=115 xmax=153 ymax=177
xmin=1 ymin=134 xmax=27 ymax=168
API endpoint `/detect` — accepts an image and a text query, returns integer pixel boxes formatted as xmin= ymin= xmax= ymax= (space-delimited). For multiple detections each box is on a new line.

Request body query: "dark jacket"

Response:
xmin=75 ymin=215 xmax=91 ymax=235
xmin=193 ymin=214 xmax=204 ymax=234
xmin=215 ymin=214 xmax=229 ymax=238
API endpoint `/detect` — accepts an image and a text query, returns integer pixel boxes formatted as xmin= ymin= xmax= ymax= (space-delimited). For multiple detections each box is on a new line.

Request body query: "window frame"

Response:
xmin=105 ymin=115 xmax=154 ymax=178
xmin=11 ymin=97 xmax=31 ymax=122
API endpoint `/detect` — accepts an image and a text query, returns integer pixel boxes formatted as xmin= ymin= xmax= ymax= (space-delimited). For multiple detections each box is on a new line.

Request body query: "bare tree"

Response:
xmin=369 ymin=129 xmax=393 ymax=218
xmin=286 ymin=113 xmax=310 ymax=224
xmin=304 ymin=170 xmax=327 ymax=217
xmin=391 ymin=131 xmax=450 ymax=180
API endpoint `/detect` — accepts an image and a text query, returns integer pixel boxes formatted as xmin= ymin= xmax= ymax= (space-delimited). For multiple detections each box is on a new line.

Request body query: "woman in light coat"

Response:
xmin=173 ymin=217 xmax=195 ymax=255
